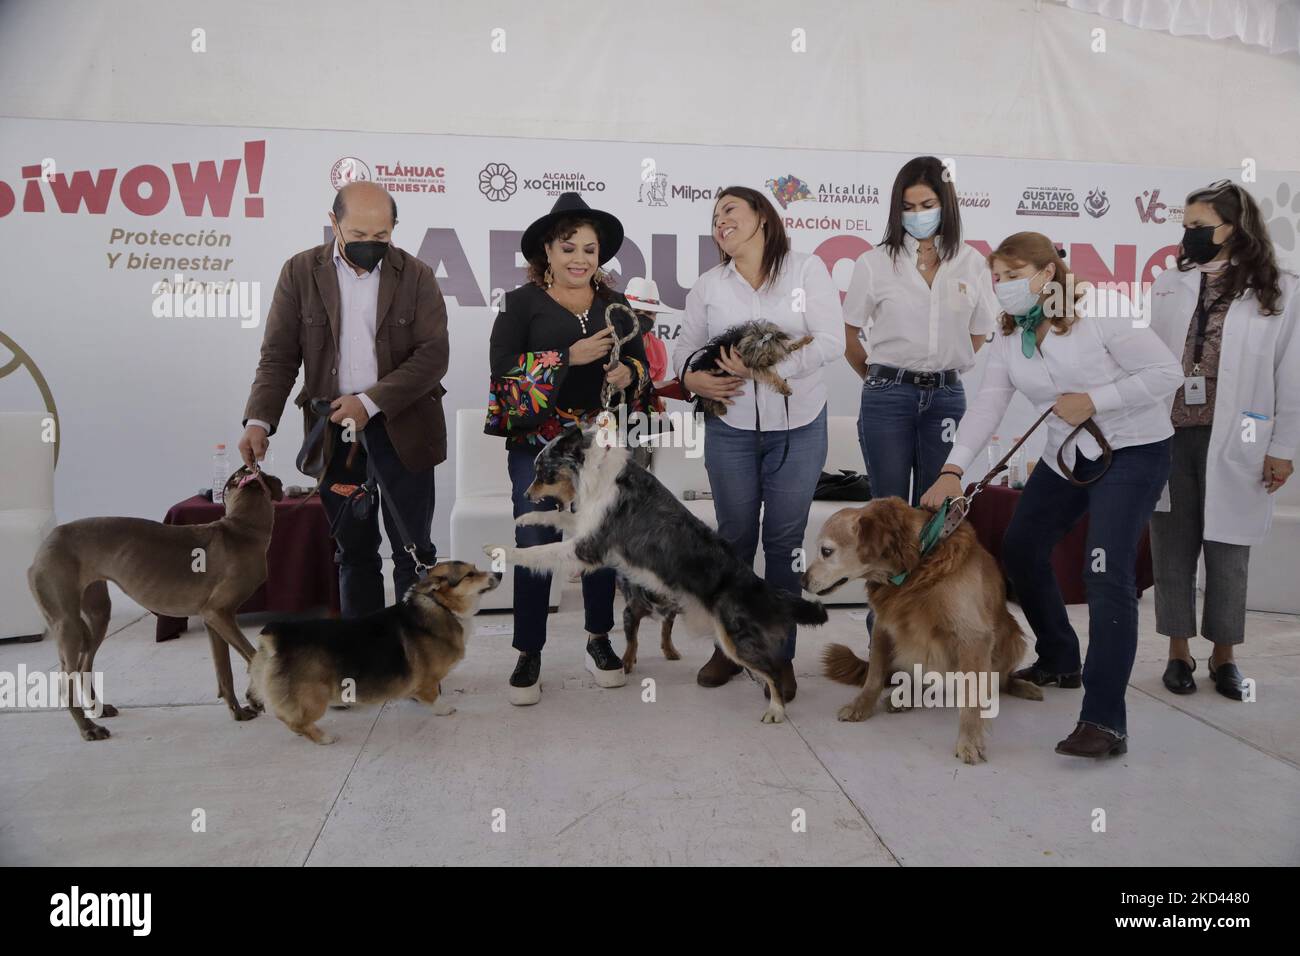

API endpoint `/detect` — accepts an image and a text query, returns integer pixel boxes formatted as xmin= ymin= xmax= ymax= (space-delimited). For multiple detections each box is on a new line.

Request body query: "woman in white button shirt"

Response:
xmin=674 ymin=186 xmax=845 ymax=701
xmin=920 ymin=232 xmax=1182 ymax=759
xmin=844 ymin=156 xmax=998 ymax=506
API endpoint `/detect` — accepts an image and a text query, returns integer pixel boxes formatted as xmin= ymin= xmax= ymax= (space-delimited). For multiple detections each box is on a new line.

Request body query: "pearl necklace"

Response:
xmin=573 ymin=308 xmax=590 ymax=334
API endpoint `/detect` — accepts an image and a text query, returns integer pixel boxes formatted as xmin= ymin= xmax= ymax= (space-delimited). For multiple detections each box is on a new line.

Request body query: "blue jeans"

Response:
xmin=507 ymin=445 xmax=615 ymax=653
xmin=703 ymin=405 xmax=828 ymax=660
xmin=1002 ymin=437 xmax=1172 ymax=737
xmin=857 ymin=374 xmax=967 ymax=506
xmin=319 ymin=414 xmax=437 ymax=618
xmin=857 ymin=374 xmax=966 ymax=635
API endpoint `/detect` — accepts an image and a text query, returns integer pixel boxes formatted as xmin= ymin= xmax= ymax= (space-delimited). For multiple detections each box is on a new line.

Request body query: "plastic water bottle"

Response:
xmin=1009 ymin=438 xmax=1025 ymax=489
xmin=212 ymin=444 xmax=230 ymax=504
xmin=987 ymin=435 xmax=1002 ymax=484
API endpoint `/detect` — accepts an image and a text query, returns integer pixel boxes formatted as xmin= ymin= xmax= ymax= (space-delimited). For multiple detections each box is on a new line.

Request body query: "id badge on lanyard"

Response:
xmin=1185 ymin=367 xmax=1207 ymax=406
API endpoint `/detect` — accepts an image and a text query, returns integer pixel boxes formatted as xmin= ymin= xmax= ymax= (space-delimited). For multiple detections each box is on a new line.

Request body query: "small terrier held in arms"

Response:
xmin=685 ymin=320 xmax=814 ymax=417
xmin=488 ymin=416 xmax=827 ymax=723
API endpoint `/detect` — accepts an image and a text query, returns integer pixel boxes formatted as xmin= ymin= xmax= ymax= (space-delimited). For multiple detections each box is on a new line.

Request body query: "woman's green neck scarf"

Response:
xmin=1014 ymin=304 xmax=1045 ymax=358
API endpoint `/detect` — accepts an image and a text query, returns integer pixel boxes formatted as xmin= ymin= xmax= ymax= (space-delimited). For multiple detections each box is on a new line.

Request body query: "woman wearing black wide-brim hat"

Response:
xmin=485 ymin=191 xmax=652 ymax=705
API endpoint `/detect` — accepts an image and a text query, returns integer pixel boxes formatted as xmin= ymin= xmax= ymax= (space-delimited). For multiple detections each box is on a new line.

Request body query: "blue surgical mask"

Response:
xmin=994 ymin=268 xmax=1046 ymax=316
xmin=902 ymin=208 xmax=941 ymax=239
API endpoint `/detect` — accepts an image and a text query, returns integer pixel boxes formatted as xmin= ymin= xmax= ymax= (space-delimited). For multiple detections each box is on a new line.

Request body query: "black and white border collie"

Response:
xmin=488 ymin=418 xmax=828 ymax=723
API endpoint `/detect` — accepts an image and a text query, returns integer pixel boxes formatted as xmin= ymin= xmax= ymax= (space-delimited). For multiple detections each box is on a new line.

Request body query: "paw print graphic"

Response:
xmin=1142 ymin=245 xmax=1181 ymax=285
xmin=1260 ymin=181 xmax=1300 ymax=252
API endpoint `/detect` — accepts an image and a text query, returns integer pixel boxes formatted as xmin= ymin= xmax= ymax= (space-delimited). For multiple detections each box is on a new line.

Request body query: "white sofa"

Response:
xmin=1244 ymin=467 xmax=1300 ymax=613
xmin=448 ymin=408 xmax=564 ymax=611
xmin=0 ymin=412 xmax=56 ymax=641
xmin=449 ymin=409 xmax=869 ymax=609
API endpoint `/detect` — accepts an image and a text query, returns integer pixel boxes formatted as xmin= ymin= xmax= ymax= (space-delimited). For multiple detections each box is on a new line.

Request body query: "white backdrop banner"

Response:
xmin=2 ymin=118 xmax=1298 ymax=553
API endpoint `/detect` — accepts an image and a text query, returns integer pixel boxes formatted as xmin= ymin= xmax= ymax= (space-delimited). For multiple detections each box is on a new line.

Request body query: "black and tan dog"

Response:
xmin=801 ymin=498 xmax=1042 ymax=763
xmin=28 ymin=465 xmax=283 ymax=740
xmin=490 ymin=420 xmax=827 ymax=722
xmin=249 ymin=561 xmax=500 ymax=744
xmin=685 ymin=320 xmax=814 ymax=418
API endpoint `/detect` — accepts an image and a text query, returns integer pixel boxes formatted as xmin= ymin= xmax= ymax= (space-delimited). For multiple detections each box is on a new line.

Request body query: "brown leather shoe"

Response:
xmin=697 ymin=645 xmax=743 ymax=687
xmin=1055 ymin=721 xmax=1128 ymax=758
xmin=763 ymin=660 xmax=798 ymax=702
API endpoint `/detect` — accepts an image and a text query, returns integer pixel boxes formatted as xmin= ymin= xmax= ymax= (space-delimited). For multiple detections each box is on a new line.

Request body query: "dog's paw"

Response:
xmin=955 ymin=735 xmax=987 ymax=764
xmin=661 ymin=643 xmax=681 ymax=661
xmin=883 ymin=698 xmax=912 ymax=714
xmin=621 ymin=650 xmax=637 ymax=673
xmin=837 ymin=702 xmax=874 ymax=722
xmin=314 ymin=734 xmax=337 ymax=745
xmin=431 ymin=698 xmax=457 ymax=716
xmin=232 ymin=704 xmax=259 ymax=721
xmin=98 ymin=703 xmax=119 ymax=718
xmin=760 ymin=704 xmax=786 ymax=724
xmin=80 ymin=722 xmax=111 ymax=741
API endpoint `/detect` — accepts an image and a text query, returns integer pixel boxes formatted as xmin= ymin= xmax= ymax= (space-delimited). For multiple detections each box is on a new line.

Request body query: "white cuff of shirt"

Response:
xmin=1088 ymin=383 xmax=1123 ymax=415
xmin=247 ymin=418 xmax=273 ymax=434
xmin=946 ymin=445 xmax=977 ymax=474
xmin=358 ymin=392 xmax=380 ymax=420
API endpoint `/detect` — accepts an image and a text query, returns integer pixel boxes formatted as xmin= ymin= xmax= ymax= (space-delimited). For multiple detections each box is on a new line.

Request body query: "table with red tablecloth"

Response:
xmin=965 ymin=482 xmax=1154 ymax=605
xmin=154 ymin=494 xmax=340 ymax=641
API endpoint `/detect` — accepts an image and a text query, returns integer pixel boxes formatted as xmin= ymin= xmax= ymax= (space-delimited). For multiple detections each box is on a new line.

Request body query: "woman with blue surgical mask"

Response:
xmin=844 ymin=156 xmax=999 ymax=511
xmin=920 ymin=232 xmax=1183 ymax=759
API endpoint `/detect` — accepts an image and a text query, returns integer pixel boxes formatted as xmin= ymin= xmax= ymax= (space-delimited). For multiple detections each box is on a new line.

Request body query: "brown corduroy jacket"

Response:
xmin=242 ymin=241 xmax=450 ymax=471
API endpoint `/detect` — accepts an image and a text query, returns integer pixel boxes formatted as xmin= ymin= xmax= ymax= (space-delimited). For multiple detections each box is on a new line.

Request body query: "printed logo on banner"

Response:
xmin=524 ymin=170 xmax=606 ymax=196
xmin=1084 ymin=187 xmax=1110 ymax=218
xmin=816 ymin=181 xmax=879 ymax=206
xmin=1136 ymin=188 xmax=1183 ymax=225
xmin=478 ymin=163 xmax=517 ymax=201
xmin=958 ymin=191 xmax=991 ymax=210
xmin=639 ymin=173 xmax=668 ymax=206
xmin=329 ymin=157 xmax=371 ymax=190
xmin=637 ymin=173 xmax=719 ymax=206
xmin=766 ymin=174 xmax=813 ymax=209
xmin=371 ymin=162 xmax=446 ymax=195
xmin=1016 ymin=185 xmax=1079 ymax=217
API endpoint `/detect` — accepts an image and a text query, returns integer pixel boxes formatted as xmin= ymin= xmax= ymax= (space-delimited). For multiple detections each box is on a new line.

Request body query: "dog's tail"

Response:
xmin=780 ymin=592 xmax=828 ymax=626
xmin=822 ymin=643 xmax=869 ymax=686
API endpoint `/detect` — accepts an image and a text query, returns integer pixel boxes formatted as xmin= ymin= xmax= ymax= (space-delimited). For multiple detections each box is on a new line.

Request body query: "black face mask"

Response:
xmin=1182 ymin=224 xmax=1224 ymax=265
xmin=335 ymin=222 xmax=388 ymax=272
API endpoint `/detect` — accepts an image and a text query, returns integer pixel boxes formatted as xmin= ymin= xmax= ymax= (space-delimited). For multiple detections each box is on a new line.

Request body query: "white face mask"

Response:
xmin=903 ymin=208 xmax=941 ymax=240
xmin=995 ymin=267 xmax=1046 ymax=316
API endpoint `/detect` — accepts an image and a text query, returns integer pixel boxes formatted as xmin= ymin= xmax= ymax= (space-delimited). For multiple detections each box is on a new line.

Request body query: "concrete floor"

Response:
xmin=1 ymin=587 xmax=1297 ymax=866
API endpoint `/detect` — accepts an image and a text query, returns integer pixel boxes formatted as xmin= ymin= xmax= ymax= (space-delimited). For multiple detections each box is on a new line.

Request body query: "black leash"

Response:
xmin=324 ymin=428 xmax=434 ymax=580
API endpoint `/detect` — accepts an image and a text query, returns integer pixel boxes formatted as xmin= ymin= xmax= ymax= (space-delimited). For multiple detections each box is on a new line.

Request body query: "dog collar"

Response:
xmin=889 ymin=497 xmax=964 ymax=586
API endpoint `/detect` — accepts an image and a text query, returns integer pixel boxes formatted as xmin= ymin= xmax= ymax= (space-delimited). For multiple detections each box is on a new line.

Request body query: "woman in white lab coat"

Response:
xmin=920 ymin=232 xmax=1183 ymax=759
xmin=1148 ymin=179 xmax=1299 ymax=701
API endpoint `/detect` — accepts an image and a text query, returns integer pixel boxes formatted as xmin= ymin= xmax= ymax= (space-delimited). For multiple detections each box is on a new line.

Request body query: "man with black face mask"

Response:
xmin=240 ymin=181 xmax=450 ymax=616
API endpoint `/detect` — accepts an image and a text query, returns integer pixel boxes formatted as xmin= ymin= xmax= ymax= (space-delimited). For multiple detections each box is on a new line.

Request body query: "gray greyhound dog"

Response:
xmin=27 ymin=464 xmax=283 ymax=740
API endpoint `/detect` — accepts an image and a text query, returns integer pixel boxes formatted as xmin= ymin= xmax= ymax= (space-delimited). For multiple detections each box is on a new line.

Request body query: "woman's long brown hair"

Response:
xmin=711 ymin=186 xmax=790 ymax=291
xmin=1179 ymin=180 xmax=1282 ymax=316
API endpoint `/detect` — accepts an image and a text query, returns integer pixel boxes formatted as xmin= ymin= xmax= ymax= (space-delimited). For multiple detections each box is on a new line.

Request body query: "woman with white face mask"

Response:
xmin=843 ymin=156 xmax=999 ymax=507
xmin=1147 ymin=180 xmax=1298 ymax=701
xmin=920 ymin=232 xmax=1183 ymax=759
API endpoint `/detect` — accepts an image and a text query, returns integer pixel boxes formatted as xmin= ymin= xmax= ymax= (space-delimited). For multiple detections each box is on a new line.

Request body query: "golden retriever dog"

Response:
xmin=801 ymin=498 xmax=1042 ymax=763
xmin=249 ymin=561 xmax=500 ymax=744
